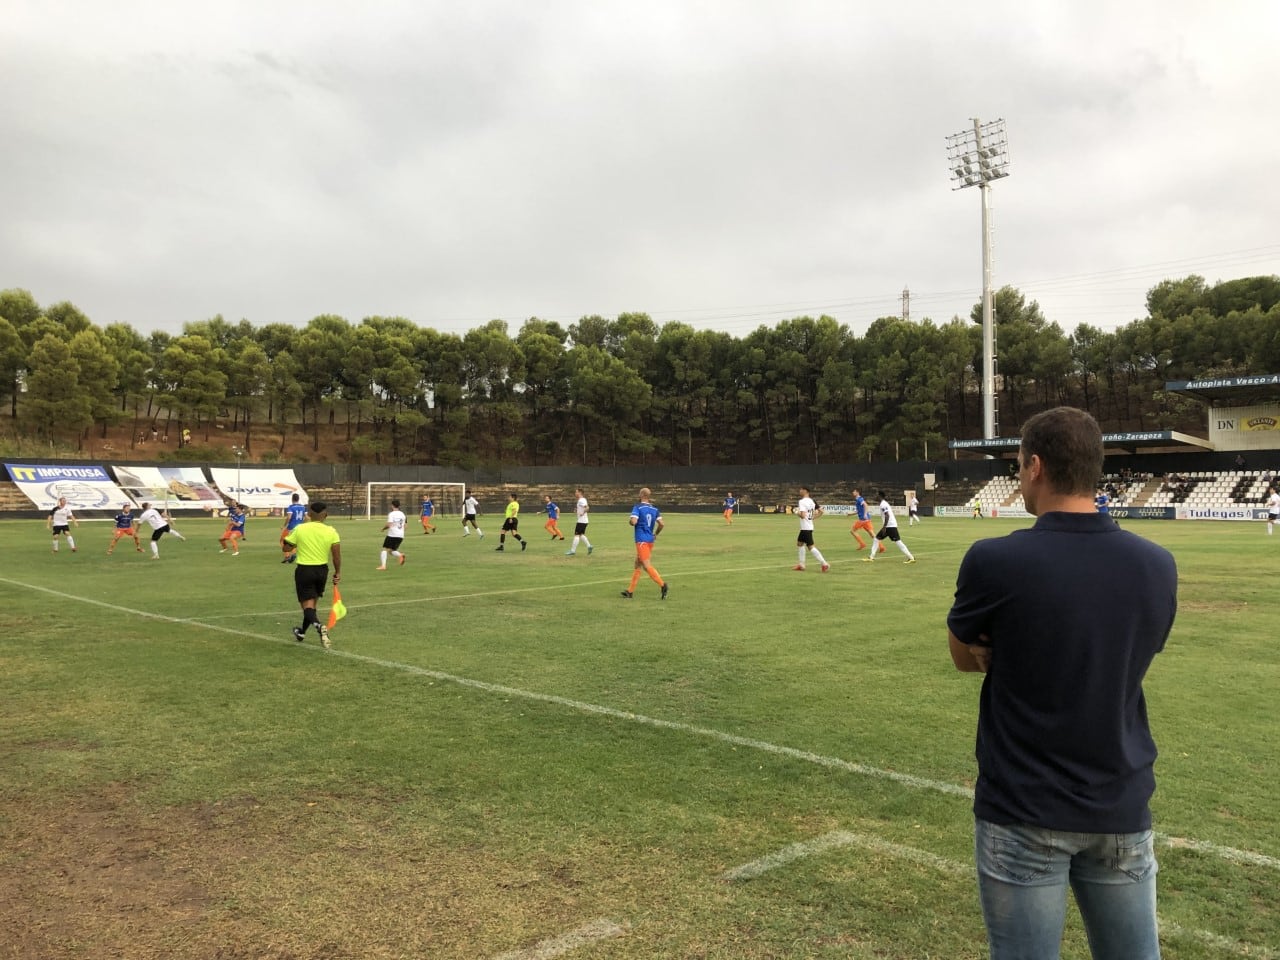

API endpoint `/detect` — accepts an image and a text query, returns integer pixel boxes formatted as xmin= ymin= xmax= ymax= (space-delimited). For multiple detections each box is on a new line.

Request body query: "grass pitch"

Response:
xmin=1 ymin=511 xmax=1277 ymax=958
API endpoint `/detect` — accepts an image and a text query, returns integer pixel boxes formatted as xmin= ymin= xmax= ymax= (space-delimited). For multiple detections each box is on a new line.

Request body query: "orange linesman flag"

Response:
xmin=327 ymin=584 xmax=348 ymax=629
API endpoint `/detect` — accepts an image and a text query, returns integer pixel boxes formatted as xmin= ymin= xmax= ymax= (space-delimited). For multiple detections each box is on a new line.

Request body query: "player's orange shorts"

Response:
xmin=635 ymin=542 xmax=654 ymax=564
xmin=851 ymin=518 xmax=875 ymax=534
xmin=222 ymin=528 xmax=243 ymax=543
xmin=110 ymin=528 xmax=138 ymax=542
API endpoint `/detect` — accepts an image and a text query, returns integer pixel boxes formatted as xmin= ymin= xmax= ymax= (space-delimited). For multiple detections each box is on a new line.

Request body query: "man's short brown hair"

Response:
xmin=1019 ymin=406 xmax=1104 ymax=496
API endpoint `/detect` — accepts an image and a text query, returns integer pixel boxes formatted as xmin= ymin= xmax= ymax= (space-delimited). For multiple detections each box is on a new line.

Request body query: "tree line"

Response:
xmin=2 ymin=275 xmax=1278 ymax=467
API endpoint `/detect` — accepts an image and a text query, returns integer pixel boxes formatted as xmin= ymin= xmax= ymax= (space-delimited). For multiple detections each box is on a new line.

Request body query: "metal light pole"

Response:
xmin=231 ymin=446 xmax=244 ymax=501
xmin=946 ymin=117 xmax=1010 ymax=440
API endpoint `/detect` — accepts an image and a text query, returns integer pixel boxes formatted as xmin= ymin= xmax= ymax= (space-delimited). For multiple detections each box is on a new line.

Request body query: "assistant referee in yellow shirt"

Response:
xmin=282 ymin=500 xmax=342 ymax=649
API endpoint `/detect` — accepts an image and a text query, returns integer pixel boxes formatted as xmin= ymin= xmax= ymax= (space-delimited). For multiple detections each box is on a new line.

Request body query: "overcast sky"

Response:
xmin=4 ymin=1 xmax=1279 ymax=342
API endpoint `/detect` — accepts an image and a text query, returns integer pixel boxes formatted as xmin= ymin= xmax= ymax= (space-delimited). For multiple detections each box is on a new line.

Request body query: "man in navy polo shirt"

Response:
xmin=947 ymin=406 xmax=1177 ymax=960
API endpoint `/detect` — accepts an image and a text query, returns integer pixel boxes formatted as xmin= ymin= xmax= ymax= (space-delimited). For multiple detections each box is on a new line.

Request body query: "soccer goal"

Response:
xmin=365 ymin=482 xmax=467 ymax=522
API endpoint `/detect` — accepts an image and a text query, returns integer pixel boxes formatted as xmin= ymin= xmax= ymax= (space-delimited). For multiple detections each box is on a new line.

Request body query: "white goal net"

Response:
xmin=365 ymin=482 xmax=467 ymax=523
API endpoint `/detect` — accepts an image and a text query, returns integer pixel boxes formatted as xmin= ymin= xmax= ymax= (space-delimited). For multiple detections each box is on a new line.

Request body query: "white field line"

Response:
xmin=4 ymin=575 xmax=1277 ymax=876
xmin=490 ymin=918 xmax=626 ymax=960
xmin=1155 ymin=834 xmax=1280 ymax=872
xmin=721 ymin=830 xmax=970 ymax=882
xmin=723 ymin=830 xmax=1276 ymax=959
xmin=1160 ymin=922 xmax=1279 ymax=960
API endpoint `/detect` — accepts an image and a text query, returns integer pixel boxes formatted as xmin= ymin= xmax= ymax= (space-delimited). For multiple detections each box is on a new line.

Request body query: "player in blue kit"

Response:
xmin=621 ymin=487 xmax=668 ymax=600
xmin=281 ymin=493 xmax=308 ymax=563
xmin=107 ymin=502 xmax=143 ymax=554
xmin=542 ymin=495 xmax=565 ymax=540
xmin=420 ymin=495 xmax=437 ymax=534
xmin=219 ymin=503 xmax=246 ymax=556
xmin=722 ymin=492 xmax=737 ymax=525
xmin=850 ymin=487 xmax=881 ymax=552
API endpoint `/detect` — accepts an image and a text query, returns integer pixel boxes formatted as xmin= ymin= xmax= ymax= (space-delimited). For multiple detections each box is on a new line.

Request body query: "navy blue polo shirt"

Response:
xmin=948 ymin=511 xmax=1177 ymax=833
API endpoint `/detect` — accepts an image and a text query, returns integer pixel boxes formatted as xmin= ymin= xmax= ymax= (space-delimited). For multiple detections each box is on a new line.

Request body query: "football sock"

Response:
xmin=798 ymin=547 xmax=807 ymax=566
xmin=810 ymin=548 xmax=827 ymax=566
xmin=647 ymin=566 xmax=664 ymax=586
xmin=67 ymin=536 xmax=76 ymax=549
xmin=629 ymin=571 xmax=641 ymax=592
xmin=150 ymin=542 xmax=159 ymax=557
xmin=380 ymin=550 xmax=388 ymax=565
xmin=898 ymin=541 xmax=914 ymax=560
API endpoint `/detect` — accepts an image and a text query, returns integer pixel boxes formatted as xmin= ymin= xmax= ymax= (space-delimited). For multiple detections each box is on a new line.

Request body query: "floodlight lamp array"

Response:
xmin=945 ymin=118 xmax=1010 ymax=190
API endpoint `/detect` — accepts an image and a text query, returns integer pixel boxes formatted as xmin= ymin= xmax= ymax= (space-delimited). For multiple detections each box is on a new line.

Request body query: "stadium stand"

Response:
xmin=968 ymin=470 xmax=1276 ymax=514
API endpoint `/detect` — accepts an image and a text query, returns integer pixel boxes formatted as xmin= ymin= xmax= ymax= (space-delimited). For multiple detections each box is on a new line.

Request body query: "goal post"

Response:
xmin=365 ymin=482 xmax=467 ymax=523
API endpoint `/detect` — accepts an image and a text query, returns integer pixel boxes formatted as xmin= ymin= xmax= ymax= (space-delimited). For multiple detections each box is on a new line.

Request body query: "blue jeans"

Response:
xmin=975 ymin=818 xmax=1160 ymax=960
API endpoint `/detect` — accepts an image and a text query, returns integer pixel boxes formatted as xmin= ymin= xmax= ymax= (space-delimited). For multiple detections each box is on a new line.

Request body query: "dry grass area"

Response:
xmin=1 ymin=760 xmax=614 ymax=959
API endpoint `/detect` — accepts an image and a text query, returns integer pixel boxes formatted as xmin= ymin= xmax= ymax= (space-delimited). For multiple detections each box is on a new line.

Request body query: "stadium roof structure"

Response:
xmin=950 ymin=429 xmax=1213 ymax=455
xmin=948 ymin=374 xmax=1280 ymax=456
xmin=1163 ymin=373 xmax=1280 ymax=405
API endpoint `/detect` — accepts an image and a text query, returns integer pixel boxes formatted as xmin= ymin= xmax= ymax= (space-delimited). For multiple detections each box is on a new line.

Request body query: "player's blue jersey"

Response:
xmin=284 ymin=503 xmax=307 ymax=529
xmin=855 ymin=496 xmax=869 ymax=520
xmin=228 ymin=509 xmax=246 ymax=533
xmin=1095 ymin=493 xmax=1110 ymax=514
xmin=723 ymin=496 xmax=736 ymax=509
xmin=420 ymin=499 xmax=434 ymax=517
xmin=114 ymin=511 xmax=135 ymax=529
xmin=631 ymin=502 xmax=661 ymax=543
xmin=545 ymin=501 xmax=559 ymax=519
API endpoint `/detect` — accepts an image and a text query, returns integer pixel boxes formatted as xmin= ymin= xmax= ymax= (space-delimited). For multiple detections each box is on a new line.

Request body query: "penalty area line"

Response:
xmin=721 ymin=830 xmax=970 ymax=882
xmin=491 ymin=917 xmax=626 ymax=960
xmin=4 ymin=575 xmax=1277 ymax=877
xmin=722 ymin=830 xmax=1275 ymax=958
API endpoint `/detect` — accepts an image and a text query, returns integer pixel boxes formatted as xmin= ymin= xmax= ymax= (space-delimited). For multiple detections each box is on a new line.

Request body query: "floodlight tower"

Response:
xmin=946 ymin=118 xmax=1010 ymax=440
xmin=231 ymin=445 xmax=245 ymax=500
